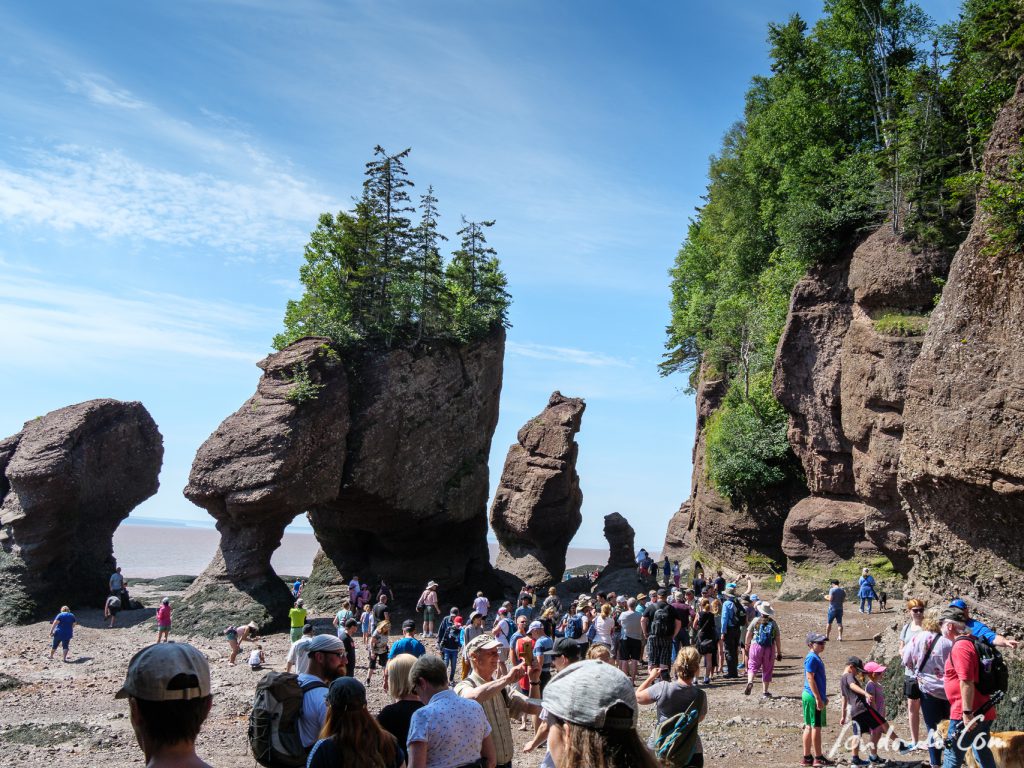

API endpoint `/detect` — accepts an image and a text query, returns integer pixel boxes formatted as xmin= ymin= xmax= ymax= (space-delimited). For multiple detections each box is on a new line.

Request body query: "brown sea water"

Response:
xmin=112 ymin=523 xmax=613 ymax=578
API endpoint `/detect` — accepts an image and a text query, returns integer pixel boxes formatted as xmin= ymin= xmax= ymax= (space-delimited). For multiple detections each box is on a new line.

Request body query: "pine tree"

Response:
xmin=409 ymin=186 xmax=447 ymax=341
xmin=445 ymin=218 xmax=510 ymax=340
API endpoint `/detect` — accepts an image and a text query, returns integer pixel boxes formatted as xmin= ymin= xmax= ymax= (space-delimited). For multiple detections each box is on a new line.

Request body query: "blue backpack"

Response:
xmin=566 ymin=614 xmax=584 ymax=639
xmin=753 ymin=618 xmax=775 ymax=647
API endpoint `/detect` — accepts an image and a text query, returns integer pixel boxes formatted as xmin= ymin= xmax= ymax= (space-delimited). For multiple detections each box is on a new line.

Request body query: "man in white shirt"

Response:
xmin=297 ymin=635 xmax=347 ymax=749
xmin=286 ymin=623 xmax=314 ymax=674
xmin=474 ymin=591 xmax=490 ymax=619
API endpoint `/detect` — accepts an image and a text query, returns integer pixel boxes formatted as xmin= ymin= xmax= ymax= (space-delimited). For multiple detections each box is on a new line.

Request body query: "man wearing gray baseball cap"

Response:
xmin=115 ymin=642 xmax=214 ymax=767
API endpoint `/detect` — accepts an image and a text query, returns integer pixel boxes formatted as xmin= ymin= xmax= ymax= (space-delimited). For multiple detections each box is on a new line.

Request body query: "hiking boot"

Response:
xmin=744 ymin=681 xmax=754 ymax=695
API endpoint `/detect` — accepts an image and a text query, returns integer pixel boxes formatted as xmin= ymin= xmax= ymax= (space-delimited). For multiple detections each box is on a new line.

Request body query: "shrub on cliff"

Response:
xmin=274 ymin=147 xmax=511 ymax=351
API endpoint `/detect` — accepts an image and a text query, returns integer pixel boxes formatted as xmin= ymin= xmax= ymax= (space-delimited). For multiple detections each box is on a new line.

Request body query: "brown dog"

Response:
xmin=938 ymin=720 xmax=1024 ymax=768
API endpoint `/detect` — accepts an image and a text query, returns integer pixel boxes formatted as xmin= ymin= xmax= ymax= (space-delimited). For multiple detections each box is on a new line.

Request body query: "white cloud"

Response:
xmin=0 ymin=272 xmax=275 ymax=367
xmin=0 ymin=144 xmax=334 ymax=254
xmin=64 ymin=74 xmax=146 ymax=110
xmin=506 ymin=341 xmax=632 ymax=368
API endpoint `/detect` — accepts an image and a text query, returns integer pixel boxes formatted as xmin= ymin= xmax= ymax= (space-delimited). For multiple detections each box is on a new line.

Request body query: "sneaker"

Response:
xmin=814 ymin=757 xmax=837 ymax=766
xmin=744 ymin=681 xmax=754 ymax=695
xmin=762 ymin=691 xmax=773 ymax=698
xmin=849 ymin=758 xmax=869 ymax=766
xmin=868 ymin=755 xmax=884 ymax=764
xmin=897 ymin=740 xmax=915 ymax=755
xmin=801 ymin=757 xmax=813 ymax=767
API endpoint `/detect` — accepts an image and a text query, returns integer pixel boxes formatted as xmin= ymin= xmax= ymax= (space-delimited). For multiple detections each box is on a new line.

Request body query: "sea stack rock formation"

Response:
xmin=178 ymin=338 xmax=350 ymax=630
xmin=899 ymin=77 xmax=1024 ymax=630
xmin=661 ymin=368 xmax=796 ymax=571
xmin=774 ymin=224 xmax=950 ymax=572
xmin=491 ymin=392 xmax=585 ymax=588
xmin=0 ymin=400 xmax=163 ymax=624
xmin=603 ymin=512 xmax=635 ymax=571
xmin=179 ymin=330 xmax=504 ymax=631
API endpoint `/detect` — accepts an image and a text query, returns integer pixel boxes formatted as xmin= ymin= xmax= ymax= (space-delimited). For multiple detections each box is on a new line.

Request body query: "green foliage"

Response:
xmin=982 ymin=139 xmax=1024 ymax=254
xmin=704 ymin=374 xmax=797 ymax=501
xmin=873 ymin=310 xmax=930 ymax=335
xmin=274 ymin=147 xmax=511 ymax=352
xmin=284 ymin=362 xmax=323 ymax=404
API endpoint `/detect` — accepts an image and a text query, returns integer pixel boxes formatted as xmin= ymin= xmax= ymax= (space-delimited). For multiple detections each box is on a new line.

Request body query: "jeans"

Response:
xmin=943 ymin=719 xmax=996 ymax=768
xmin=442 ymin=648 xmax=459 ymax=682
xmin=920 ymin=693 xmax=950 ymax=767
xmin=860 ymin=597 xmax=873 ymax=613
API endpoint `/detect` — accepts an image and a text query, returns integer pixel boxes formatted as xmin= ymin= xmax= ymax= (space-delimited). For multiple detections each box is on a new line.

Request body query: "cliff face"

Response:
xmin=490 ymin=392 xmax=585 ymax=588
xmin=178 ymin=331 xmax=504 ymax=632
xmin=0 ymin=400 xmax=163 ymax=623
xmin=773 ymin=225 xmax=949 ymax=572
xmin=898 ymin=78 xmax=1024 ymax=628
xmin=661 ymin=367 xmax=798 ymax=571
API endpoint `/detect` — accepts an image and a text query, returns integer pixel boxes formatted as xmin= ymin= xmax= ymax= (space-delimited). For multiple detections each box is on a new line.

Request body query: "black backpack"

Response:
xmin=953 ymin=635 xmax=1009 ymax=695
xmin=729 ymin=597 xmax=745 ymax=629
xmin=249 ymin=671 xmax=326 ymax=767
xmin=440 ymin=621 xmax=462 ymax=650
xmin=651 ymin=604 xmax=674 ymax=639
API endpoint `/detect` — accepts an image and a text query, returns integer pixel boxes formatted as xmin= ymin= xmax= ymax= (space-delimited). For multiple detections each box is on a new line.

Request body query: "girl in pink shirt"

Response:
xmin=156 ymin=598 xmax=172 ymax=643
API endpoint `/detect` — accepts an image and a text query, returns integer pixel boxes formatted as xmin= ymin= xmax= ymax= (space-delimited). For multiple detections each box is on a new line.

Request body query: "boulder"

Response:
xmin=0 ymin=400 xmax=162 ymax=624
xmin=781 ymin=496 xmax=876 ymax=563
xmin=899 ymin=78 xmax=1024 ymax=630
xmin=660 ymin=501 xmax=690 ymax=564
xmin=603 ymin=512 xmax=635 ymax=571
xmin=179 ymin=330 xmax=505 ymax=631
xmin=491 ymin=392 xmax=585 ymax=588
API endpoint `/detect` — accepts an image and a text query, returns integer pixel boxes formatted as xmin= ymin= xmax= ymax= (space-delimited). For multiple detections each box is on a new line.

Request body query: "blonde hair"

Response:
xmin=376 ymin=620 xmax=391 ymax=634
xmin=921 ymin=607 xmax=942 ymax=634
xmin=699 ymin=598 xmax=711 ymax=612
xmin=587 ymin=644 xmax=614 ymax=664
xmin=673 ymin=646 xmax=700 ymax=681
xmin=386 ymin=654 xmax=417 ymax=699
xmin=601 ymin=603 xmax=612 ymax=618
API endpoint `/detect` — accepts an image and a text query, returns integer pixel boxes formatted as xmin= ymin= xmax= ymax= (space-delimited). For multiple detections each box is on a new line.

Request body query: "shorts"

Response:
xmin=903 ymin=678 xmax=921 ymax=700
xmin=539 ymin=670 xmax=552 ymax=691
xmin=423 ymin=605 xmax=437 ymax=622
xmin=290 ymin=626 xmax=304 ymax=642
xmin=369 ymin=652 xmax=388 ymax=670
xmin=157 ymin=624 xmax=171 ymax=632
xmin=496 ymin=645 xmax=509 ymax=663
xmin=618 ymin=637 xmax=642 ymax=661
xmin=647 ymin=636 xmax=674 ymax=668
xmin=851 ymin=708 xmax=886 ymax=735
xmin=51 ymin=635 xmax=70 ymax=651
xmin=107 ymin=605 xmax=120 ymax=616
xmin=802 ymin=691 xmax=826 ymax=727
xmin=827 ymin=606 xmax=843 ymax=625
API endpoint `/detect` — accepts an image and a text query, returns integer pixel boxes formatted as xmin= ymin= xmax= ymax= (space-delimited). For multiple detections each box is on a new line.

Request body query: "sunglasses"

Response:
xmin=911 ymin=608 xmax=924 ymax=613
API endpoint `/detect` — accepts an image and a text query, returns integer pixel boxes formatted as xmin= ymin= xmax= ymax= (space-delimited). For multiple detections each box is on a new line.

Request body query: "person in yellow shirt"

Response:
xmin=289 ymin=599 xmax=308 ymax=642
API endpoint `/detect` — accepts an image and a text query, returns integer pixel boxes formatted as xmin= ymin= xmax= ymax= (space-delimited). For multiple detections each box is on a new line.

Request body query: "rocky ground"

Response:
xmin=0 ymin=581 xmax=931 ymax=767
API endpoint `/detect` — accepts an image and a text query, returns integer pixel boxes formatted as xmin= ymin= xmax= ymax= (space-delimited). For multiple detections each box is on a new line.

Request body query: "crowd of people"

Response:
xmin=44 ymin=557 xmax=1018 ymax=768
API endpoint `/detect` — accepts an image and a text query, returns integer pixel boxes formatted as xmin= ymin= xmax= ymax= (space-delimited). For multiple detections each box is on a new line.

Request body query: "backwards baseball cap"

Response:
xmin=543 ymin=660 xmax=637 ymax=730
xmin=465 ymin=633 xmax=502 ymax=655
xmin=543 ymin=637 xmax=584 ymax=660
xmin=940 ymin=606 xmax=968 ymax=623
xmin=328 ymin=677 xmax=367 ymax=711
xmin=402 ymin=619 xmax=417 ymax=631
xmin=307 ymin=634 xmax=346 ymax=654
xmin=806 ymin=632 xmax=828 ymax=645
xmin=950 ymin=599 xmax=967 ymax=610
xmin=528 ymin=620 xmax=544 ymax=633
xmin=115 ymin=642 xmax=211 ymax=701
xmin=846 ymin=656 xmax=865 ymax=670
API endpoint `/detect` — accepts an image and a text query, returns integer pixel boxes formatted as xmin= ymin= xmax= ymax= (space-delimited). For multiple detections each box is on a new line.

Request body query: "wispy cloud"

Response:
xmin=0 ymin=272 xmax=275 ymax=367
xmin=0 ymin=144 xmax=333 ymax=255
xmin=507 ymin=341 xmax=632 ymax=368
xmin=64 ymin=74 xmax=146 ymax=110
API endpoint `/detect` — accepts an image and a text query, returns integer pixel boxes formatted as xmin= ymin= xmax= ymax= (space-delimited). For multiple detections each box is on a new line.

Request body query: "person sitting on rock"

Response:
xmin=115 ymin=642 xmax=214 ymax=768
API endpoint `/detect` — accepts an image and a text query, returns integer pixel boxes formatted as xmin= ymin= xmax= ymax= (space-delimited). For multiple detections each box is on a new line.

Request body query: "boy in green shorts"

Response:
xmin=802 ymin=632 xmax=834 ymax=766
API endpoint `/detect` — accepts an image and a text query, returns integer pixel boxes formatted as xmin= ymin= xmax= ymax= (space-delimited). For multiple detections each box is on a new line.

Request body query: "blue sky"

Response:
xmin=0 ymin=1 xmax=960 ymax=551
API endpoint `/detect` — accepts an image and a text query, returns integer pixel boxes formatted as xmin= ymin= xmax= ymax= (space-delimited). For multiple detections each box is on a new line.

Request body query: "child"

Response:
xmin=839 ymin=656 xmax=912 ymax=765
xmin=155 ymin=597 xmax=172 ymax=643
xmin=801 ymin=632 xmax=830 ymax=767
xmin=366 ymin=620 xmax=390 ymax=685
xmin=360 ymin=603 xmax=375 ymax=648
xmin=248 ymin=644 xmax=265 ymax=671
xmin=863 ymin=661 xmax=887 ymax=761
